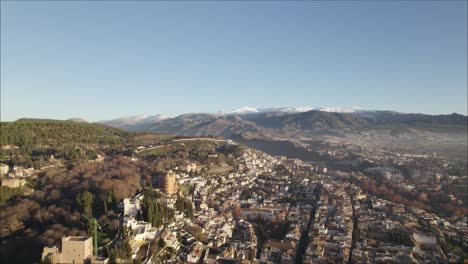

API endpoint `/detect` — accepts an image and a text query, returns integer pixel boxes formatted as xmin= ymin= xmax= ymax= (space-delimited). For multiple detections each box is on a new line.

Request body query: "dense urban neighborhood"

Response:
xmin=2 ymin=0 xmax=467 ymax=262
xmin=0 ymin=120 xmax=466 ymax=264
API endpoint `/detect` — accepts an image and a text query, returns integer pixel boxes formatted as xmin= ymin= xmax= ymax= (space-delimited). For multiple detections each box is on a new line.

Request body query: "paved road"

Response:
xmin=136 ymin=138 xmax=228 ymax=154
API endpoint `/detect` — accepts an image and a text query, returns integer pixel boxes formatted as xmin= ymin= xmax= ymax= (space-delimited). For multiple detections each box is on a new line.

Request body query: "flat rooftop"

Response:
xmin=64 ymin=236 xmax=90 ymax=242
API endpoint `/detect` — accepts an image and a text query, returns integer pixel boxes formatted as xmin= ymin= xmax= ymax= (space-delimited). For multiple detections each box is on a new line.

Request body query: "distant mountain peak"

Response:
xmin=98 ymin=114 xmax=171 ymax=129
xmin=220 ymin=106 xmax=365 ymax=116
xmin=67 ymin=118 xmax=88 ymax=123
xmin=97 ymin=108 xmax=467 ymax=138
xmin=223 ymin=106 xmax=260 ymax=115
xmin=316 ymin=106 xmax=364 ymax=113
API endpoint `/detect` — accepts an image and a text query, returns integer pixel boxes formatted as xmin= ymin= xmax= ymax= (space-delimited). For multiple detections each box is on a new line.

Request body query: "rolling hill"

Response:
xmin=0 ymin=118 xmax=133 ymax=148
xmin=98 ymin=109 xmax=468 ymax=139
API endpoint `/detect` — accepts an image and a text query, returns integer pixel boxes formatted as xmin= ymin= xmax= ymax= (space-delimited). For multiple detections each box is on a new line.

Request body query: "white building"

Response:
xmin=123 ymin=198 xmax=141 ymax=217
xmin=0 ymin=163 xmax=9 ymax=176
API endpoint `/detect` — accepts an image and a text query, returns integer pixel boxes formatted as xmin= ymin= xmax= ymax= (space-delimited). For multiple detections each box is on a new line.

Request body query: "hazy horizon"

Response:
xmin=1 ymin=1 xmax=467 ymax=121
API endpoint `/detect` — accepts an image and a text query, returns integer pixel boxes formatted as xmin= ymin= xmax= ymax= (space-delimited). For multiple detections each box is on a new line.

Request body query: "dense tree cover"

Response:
xmin=1 ymin=119 xmax=132 ymax=147
xmin=217 ymin=144 xmax=243 ymax=165
xmin=220 ymin=144 xmax=243 ymax=156
xmin=76 ymin=191 xmax=94 ymax=217
xmin=108 ymin=239 xmax=132 ymax=263
xmin=0 ymin=157 xmax=146 ymax=262
xmin=386 ymin=229 xmax=414 ymax=247
xmin=0 ymin=186 xmax=24 ymax=205
xmin=0 ymin=121 xmax=243 ymax=263
xmin=177 ymin=184 xmax=194 ymax=197
xmin=175 ymin=195 xmax=194 ymax=218
xmin=0 ymin=120 xmax=136 ymax=168
xmin=137 ymin=141 xmax=240 ymax=176
xmin=252 ymin=217 xmax=291 ymax=254
xmin=0 ymin=238 xmax=43 ymax=264
xmin=140 ymin=189 xmax=174 ymax=228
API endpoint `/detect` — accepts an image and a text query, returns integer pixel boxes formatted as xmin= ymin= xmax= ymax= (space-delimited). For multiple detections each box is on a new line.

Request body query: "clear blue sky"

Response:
xmin=1 ymin=1 xmax=467 ymax=121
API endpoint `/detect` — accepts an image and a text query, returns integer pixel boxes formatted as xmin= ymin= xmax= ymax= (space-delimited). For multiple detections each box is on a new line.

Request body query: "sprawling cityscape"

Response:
xmin=1 ymin=1 xmax=467 ymax=263
xmin=0 ymin=122 xmax=467 ymax=263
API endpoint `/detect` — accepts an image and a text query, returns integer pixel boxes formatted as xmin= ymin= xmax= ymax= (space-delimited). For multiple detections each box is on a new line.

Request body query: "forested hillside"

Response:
xmin=0 ymin=119 xmax=244 ymax=263
xmin=1 ymin=119 xmax=148 ymax=169
xmin=1 ymin=119 xmax=133 ymax=148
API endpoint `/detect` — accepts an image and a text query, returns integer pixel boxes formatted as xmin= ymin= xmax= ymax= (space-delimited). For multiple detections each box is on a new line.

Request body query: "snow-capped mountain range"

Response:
xmin=99 ymin=114 xmax=171 ymax=129
xmin=95 ymin=106 xmax=466 ymax=138
xmin=99 ymin=106 xmax=364 ymax=126
xmin=219 ymin=106 xmax=364 ymax=115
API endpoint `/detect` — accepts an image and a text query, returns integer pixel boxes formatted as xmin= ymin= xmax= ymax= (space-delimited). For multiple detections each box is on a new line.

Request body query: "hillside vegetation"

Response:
xmin=0 ymin=119 xmax=175 ymax=169
xmin=100 ymin=110 xmax=468 ymax=137
xmin=0 ymin=119 xmax=245 ymax=263
xmin=1 ymin=119 xmax=132 ymax=148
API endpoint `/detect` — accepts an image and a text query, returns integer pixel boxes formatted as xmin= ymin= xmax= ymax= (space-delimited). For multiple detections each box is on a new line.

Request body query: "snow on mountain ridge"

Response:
xmin=225 ymin=106 xmax=259 ymax=115
xmin=316 ymin=106 xmax=364 ymax=113
xmin=99 ymin=106 xmax=365 ymax=126
xmin=100 ymin=114 xmax=171 ymax=125
xmin=222 ymin=106 xmax=364 ymax=115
